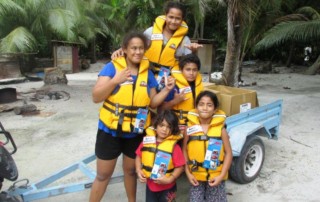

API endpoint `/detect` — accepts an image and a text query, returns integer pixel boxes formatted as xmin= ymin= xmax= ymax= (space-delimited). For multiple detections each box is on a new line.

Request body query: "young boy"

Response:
xmin=160 ymin=53 xmax=204 ymax=132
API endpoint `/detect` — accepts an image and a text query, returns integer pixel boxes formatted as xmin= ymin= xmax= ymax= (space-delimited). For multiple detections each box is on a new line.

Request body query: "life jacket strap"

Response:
xmin=105 ymin=100 xmax=147 ymax=112
xmin=188 ymin=136 xmax=222 ymax=141
xmin=142 ymin=165 xmax=174 ymax=173
xmin=172 ymin=109 xmax=188 ymax=120
xmin=141 ymin=147 xmax=157 ymax=153
xmin=188 ymin=159 xmax=224 ymax=172
xmin=103 ymin=104 xmax=141 ymax=118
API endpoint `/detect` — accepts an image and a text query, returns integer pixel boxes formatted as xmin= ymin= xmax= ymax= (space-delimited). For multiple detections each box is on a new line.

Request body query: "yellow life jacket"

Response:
xmin=141 ymin=127 xmax=183 ymax=178
xmin=99 ymin=56 xmax=151 ymax=135
xmin=144 ymin=15 xmax=188 ymax=75
xmin=171 ymin=70 xmax=204 ymax=125
xmin=186 ymin=109 xmax=227 ymax=181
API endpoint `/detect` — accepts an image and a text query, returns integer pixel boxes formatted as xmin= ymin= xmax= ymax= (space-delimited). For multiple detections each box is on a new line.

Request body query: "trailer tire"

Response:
xmin=229 ymin=135 xmax=265 ymax=184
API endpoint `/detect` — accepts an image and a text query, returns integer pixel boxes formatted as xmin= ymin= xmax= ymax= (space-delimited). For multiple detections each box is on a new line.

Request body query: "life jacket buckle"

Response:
xmin=179 ymin=110 xmax=183 ymax=120
xmin=190 ymin=159 xmax=198 ymax=172
xmin=115 ymin=103 xmax=119 ymax=116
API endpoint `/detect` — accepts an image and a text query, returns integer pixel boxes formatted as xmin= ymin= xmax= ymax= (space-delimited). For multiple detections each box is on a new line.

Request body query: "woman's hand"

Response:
xmin=164 ymin=75 xmax=175 ymax=91
xmin=113 ymin=67 xmax=132 ymax=85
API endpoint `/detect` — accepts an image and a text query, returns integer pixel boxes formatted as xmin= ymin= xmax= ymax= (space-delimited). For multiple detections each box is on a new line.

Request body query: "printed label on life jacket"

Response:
xmin=203 ymin=139 xmax=222 ymax=170
xmin=150 ymin=151 xmax=171 ymax=179
xmin=151 ymin=34 xmax=163 ymax=40
xmin=156 ymin=67 xmax=170 ymax=91
xmin=140 ymin=81 xmax=147 ymax=87
xmin=133 ymin=108 xmax=148 ymax=134
xmin=186 ymin=125 xmax=203 ymax=136
xmin=143 ymin=136 xmax=156 ymax=144
xmin=180 ymin=86 xmax=192 ymax=94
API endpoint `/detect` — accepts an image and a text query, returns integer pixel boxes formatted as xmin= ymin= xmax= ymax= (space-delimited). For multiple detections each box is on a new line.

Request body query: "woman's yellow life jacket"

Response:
xmin=99 ymin=56 xmax=151 ymax=135
xmin=144 ymin=15 xmax=188 ymax=74
xmin=141 ymin=127 xmax=183 ymax=178
xmin=171 ymin=69 xmax=204 ymax=125
xmin=186 ymin=109 xmax=227 ymax=181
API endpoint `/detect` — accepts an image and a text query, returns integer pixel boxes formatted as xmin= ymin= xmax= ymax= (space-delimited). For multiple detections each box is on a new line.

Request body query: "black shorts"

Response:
xmin=95 ymin=129 xmax=144 ymax=160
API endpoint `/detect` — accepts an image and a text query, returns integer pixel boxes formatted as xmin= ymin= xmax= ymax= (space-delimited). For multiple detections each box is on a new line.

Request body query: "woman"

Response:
xmin=90 ymin=31 xmax=175 ymax=202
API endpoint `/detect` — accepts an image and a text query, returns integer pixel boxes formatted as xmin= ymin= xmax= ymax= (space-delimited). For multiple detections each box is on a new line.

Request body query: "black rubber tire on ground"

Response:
xmin=229 ymin=135 xmax=265 ymax=184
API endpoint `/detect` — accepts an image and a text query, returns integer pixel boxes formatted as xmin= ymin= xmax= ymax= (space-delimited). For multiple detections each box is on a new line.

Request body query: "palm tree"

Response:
xmin=0 ymin=0 xmax=79 ymax=54
xmin=184 ymin=0 xmax=212 ymax=39
xmin=255 ymin=6 xmax=320 ymax=75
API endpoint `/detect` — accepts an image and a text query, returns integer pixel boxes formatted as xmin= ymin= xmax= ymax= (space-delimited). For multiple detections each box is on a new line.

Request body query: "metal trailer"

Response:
xmin=1 ymin=99 xmax=283 ymax=201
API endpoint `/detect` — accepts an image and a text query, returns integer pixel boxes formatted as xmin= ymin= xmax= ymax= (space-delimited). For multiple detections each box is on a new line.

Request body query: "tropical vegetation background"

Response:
xmin=0 ymin=0 xmax=319 ymax=86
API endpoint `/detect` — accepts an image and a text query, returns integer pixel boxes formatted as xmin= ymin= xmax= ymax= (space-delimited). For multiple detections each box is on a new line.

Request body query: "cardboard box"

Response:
xmin=205 ymin=85 xmax=258 ymax=116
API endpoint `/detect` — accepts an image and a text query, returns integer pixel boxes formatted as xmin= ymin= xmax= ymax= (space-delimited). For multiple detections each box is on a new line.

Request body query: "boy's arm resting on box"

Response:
xmin=208 ymin=128 xmax=233 ymax=187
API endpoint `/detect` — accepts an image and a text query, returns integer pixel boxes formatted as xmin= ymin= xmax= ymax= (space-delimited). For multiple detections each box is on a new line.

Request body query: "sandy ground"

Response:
xmin=1 ymin=61 xmax=320 ymax=202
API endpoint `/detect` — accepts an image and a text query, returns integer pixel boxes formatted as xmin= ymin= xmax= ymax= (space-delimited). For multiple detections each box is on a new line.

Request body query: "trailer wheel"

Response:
xmin=229 ymin=135 xmax=265 ymax=184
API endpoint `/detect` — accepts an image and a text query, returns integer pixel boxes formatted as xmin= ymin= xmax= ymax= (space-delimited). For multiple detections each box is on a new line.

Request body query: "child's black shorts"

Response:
xmin=95 ymin=129 xmax=144 ymax=160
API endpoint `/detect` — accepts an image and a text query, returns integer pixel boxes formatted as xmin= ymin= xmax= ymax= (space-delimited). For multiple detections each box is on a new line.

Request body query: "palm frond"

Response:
xmin=0 ymin=0 xmax=26 ymax=17
xmin=274 ymin=14 xmax=309 ymax=23
xmin=0 ymin=26 xmax=37 ymax=53
xmin=254 ymin=20 xmax=320 ymax=52
xmin=297 ymin=6 xmax=320 ymax=20
xmin=47 ymin=8 xmax=76 ymax=41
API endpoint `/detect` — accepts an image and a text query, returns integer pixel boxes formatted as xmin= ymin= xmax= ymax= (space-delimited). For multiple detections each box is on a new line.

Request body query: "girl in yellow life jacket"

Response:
xmin=183 ymin=91 xmax=233 ymax=202
xmin=160 ymin=54 xmax=204 ymax=133
xmin=111 ymin=2 xmax=202 ymax=83
xmin=90 ymin=32 xmax=175 ymax=202
xmin=135 ymin=110 xmax=185 ymax=202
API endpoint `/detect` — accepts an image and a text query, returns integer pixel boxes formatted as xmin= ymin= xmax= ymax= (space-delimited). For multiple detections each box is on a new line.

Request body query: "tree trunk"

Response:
xmin=222 ymin=0 xmax=243 ymax=86
xmin=305 ymin=54 xmax=320 ymax=75
xmin=90 ymin=39 xmax=97 ymax=64
xmin=286 ymin=43 xmax=294 ymax=67
xmin=193 ymin=16 xmax=199 ymax=39
xmin=200 ymin=19 xmax=204 ymax=39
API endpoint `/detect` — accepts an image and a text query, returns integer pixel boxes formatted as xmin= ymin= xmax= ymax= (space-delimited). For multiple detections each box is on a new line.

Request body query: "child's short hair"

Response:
xmin=153 ymin=110 xmax=180 ymax=135
xmin=195 ymin=90 xmax=219 ymax=109
xmin=179 ymin=53 xmax=201 ymax=71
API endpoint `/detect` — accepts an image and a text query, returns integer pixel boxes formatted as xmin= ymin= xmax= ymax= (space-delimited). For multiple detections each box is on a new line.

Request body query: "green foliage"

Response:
xmin=0 ymin=0 xmax=109 ymax=56
xmin=0 ymin=27 xmax=37 ymax=53
xmin=255 ymin=20 xmax=320 ymax=51
xmin=254 ymin=5 xmax=320 ymax=55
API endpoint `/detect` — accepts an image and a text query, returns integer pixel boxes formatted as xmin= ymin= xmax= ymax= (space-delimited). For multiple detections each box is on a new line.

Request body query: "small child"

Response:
xmin=183 ymin=91 xmax=233 ymax=202
xmin=136 ymin=110 xmax=185 ymax=202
